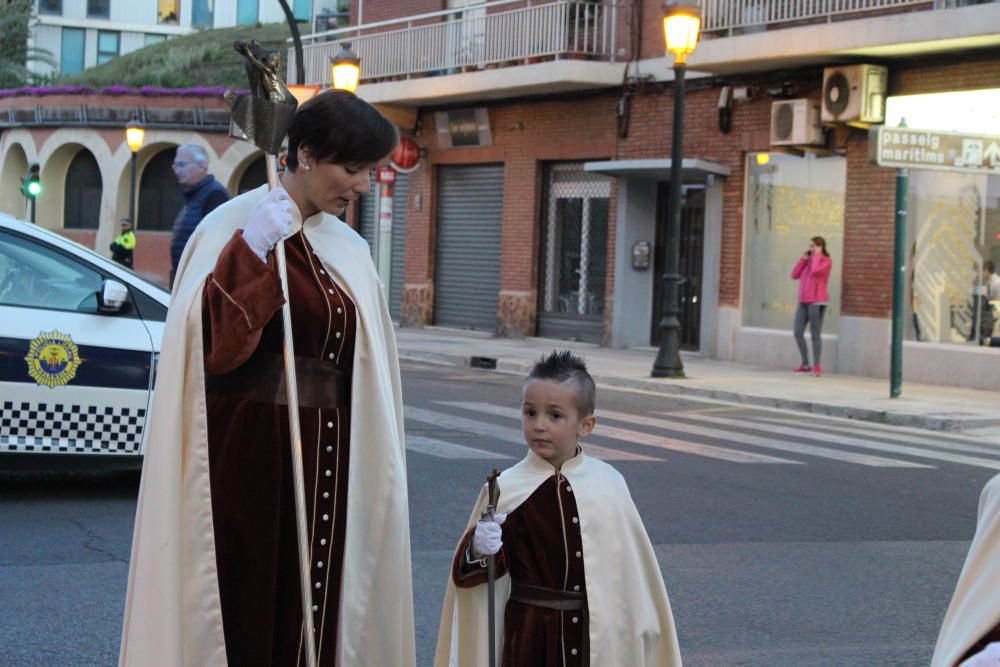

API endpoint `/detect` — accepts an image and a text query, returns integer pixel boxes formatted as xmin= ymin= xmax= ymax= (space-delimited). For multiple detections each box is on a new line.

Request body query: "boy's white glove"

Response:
xmin=472 ymin=513 xmax=507 ymax=557
xmin=243 ymin=188 xmax=293 ymax=261
xmin=961 ymin=642 xmax=1000 ymax=667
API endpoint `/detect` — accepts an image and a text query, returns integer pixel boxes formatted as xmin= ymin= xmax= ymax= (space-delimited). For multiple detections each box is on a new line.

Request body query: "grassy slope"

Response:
xmin=56 ymin=23 xmax=298 ymax=89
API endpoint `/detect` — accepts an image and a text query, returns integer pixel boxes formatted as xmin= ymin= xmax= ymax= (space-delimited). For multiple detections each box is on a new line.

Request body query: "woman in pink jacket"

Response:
xmin=791 ymin=236 xmax=833 ymax=376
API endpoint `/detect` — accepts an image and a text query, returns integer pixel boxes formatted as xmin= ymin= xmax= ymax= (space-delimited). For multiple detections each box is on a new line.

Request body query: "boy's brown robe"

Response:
xmin=453 ymin=473 xmax=588 ymax=666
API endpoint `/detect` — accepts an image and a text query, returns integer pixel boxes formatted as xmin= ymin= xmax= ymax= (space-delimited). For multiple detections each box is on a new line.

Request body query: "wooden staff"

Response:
xmin=226 ymin=40 xmax=317 ymax=667
xmin=483 ymin=469 xmax=501 ymax=667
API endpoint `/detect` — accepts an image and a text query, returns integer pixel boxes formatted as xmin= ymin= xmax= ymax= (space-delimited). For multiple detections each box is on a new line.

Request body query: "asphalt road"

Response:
xmin=1 ymin=361 xmax=995 ymax=666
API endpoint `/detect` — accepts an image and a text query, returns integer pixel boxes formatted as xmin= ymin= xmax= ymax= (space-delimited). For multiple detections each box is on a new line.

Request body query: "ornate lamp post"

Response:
xmin=125 ymin=120 xmax=145 ymax=225
xmin=651 ymin=1 xmax=701 ymax=378
xmin=331 ymin=42 xmax=361 ymax=92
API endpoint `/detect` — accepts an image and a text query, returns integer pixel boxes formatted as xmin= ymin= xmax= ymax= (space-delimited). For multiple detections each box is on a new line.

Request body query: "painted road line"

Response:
xmin=444 ymin=402 xmax=800 ymax=465
xmin=405 ymin=435 xmax=514 ymax=459
xmin=594 ymin=409 xmax=932 ymax=469
xmin=663 ymin=412 xmax=1000 ymax=471
xmin=404 ymin=406 xmax=662 ymax=463
xmin=743 ymin=415 xmax=1000 ymax=458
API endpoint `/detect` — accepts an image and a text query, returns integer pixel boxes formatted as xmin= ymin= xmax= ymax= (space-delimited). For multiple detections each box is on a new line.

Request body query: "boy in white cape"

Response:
xmin=434 ymin=351 xmax=683 ymax=667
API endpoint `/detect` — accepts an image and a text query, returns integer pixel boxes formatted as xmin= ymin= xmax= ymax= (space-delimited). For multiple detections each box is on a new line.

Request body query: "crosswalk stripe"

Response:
xmin=443 ymin=402 xmax=799 ymax=465
xmin=744 ymin=415 xmax=1000 ymax=458
xmin=404 ymin=406 xmax=662 ymax=462
xmin=595 ymin=409 xmax=932 ymax=468
xmin=655 ymin=412 xmax=1000 ymax=470
xmin=406 ymin=435 xmax=514 ymax=459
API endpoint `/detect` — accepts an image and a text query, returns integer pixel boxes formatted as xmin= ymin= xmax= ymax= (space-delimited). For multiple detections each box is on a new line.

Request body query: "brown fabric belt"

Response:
xmin=205 ymin=353 xmax=350 ymax=409
xmin=509 ymin=583 xmax=586 ymax=611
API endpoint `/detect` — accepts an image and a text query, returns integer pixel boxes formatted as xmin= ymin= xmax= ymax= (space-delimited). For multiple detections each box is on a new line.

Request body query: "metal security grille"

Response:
xmin=360 ymin=172 xmax=409 ymax=320
xmin=537 ymin=163 xmax=611 ymax=343
xmin=434 ymin=164 xmax=504 ymax=330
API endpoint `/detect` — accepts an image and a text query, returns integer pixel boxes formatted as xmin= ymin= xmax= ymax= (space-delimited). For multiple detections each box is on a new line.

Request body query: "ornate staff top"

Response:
xmin=225 ymin=39 xmax=298 ymax=155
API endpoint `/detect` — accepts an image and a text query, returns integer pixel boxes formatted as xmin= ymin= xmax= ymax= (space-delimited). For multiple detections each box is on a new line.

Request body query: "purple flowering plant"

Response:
xmin=0 ymin=85 xmax=248 ymax=98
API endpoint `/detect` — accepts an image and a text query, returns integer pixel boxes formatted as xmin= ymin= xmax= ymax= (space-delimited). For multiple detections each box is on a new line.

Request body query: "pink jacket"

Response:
xmin=791 ymin=253 xmax=832 ymax=304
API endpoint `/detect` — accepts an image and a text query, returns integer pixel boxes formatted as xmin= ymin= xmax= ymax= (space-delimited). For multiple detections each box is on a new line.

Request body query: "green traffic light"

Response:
xmin=27 ymin=181 xmax=42 ymax=197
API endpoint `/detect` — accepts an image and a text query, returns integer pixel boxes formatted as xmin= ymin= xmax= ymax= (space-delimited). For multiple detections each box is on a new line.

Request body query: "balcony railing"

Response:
xmin=291 ymin=0 xmax=620 ymax=86
xmin=700 ymin=0 xmax=992 ymax=35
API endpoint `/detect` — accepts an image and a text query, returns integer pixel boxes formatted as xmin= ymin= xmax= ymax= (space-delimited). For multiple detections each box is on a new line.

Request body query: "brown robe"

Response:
xmin=201 ymin=230 xmax=355 ymax=666
xmin=453 ymin=472 xmax=587 ymax=667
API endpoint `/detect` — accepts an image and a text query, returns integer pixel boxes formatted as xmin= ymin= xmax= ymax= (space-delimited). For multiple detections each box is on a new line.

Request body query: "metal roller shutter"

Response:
xmin=434 ymin=164 xmax=504 ymax=330
xmin=359 ymin=173 xmax=408 ymax=320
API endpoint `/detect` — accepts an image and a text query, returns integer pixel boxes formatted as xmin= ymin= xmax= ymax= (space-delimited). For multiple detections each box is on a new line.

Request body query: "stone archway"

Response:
xmin=64 ymin=148 xmax=102 ymax=229
xmin=0 ymin=143 xmax=29 ymax=218
xmin=138 ymin=147 xmax=185 ymax=232
xmin=237 ymin=155 xmax=267 ymax=194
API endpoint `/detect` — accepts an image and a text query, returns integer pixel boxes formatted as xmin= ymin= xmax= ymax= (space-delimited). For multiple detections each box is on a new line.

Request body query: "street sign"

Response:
xmin=375 ymin=166 xmax=396 ymax=184
xmin=869 ymin=126 xmax=1000 ymax=175
xmin=390 ymin=137 xmax=421 ymax=173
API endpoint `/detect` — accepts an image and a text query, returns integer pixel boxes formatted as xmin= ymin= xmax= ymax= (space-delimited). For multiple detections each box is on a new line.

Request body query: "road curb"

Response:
xmin=399 ymin=350 xmax=998 ymax=433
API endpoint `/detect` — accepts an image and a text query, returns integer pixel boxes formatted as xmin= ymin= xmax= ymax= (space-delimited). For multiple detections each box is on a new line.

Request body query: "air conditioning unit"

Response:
xmin=770 ymin=99 xmax=824 ymax=147
xmin=822 ymin=64 xmax=888 ymax=126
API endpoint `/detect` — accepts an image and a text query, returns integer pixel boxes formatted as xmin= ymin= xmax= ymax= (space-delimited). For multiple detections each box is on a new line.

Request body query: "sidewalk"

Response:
xmin=395 ymin=326 xmax=1000 ymax=434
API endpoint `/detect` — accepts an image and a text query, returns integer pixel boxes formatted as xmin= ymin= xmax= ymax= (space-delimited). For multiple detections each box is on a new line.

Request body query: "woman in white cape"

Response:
xmin=119 ymin=90 xmax=415 ymax=667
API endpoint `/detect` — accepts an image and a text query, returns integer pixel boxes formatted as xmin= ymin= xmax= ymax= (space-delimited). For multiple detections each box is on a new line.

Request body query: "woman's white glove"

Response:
xmin=472 ymin=513 xmax=507 ymax=557
xmin=243 ymin=188 xmax=293 ymax=261
xmin=961 ymin=642 xmax=1000 ymax=666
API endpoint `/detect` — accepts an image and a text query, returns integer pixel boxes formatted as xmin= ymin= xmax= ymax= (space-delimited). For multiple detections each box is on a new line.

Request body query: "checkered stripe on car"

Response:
xmin=0 ymin=401 xmax=146 ymax=455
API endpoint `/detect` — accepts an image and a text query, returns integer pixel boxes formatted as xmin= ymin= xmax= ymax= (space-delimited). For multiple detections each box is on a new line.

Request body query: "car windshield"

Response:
xmin=0 ymin=231 xmax=103 ymax=312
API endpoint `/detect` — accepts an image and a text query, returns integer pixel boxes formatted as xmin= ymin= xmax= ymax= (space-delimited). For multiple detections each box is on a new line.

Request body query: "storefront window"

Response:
xmin=742 ymin=152 xmax=846 ymax=329
xmin=905 ymin=172 xmax=1000 ymax=346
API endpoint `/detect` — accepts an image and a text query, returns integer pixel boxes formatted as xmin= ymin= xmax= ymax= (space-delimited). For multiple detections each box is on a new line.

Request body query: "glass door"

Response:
xmin=537 ymin=164 xmax=611 ymax=343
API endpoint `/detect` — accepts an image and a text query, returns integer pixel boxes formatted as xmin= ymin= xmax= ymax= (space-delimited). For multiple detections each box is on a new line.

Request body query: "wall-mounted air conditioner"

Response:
xmin=770 ymin=99 xmax=824 ymax=147
xmin=821 ymin=64 xmax=888 ymax=126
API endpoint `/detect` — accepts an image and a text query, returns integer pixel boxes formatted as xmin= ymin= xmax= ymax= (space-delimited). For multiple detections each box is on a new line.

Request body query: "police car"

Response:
xmin=0 ymin=214 xmax=168 ymax=469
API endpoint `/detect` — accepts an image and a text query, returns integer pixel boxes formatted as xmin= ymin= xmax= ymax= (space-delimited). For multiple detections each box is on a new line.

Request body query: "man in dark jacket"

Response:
xmin=170 ymin=145 xmax=230 ymax=285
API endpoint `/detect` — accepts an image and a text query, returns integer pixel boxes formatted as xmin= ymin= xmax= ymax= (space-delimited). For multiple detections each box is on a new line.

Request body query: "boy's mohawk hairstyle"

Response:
xmin=527 ymin=350 xmax=596 ymax=416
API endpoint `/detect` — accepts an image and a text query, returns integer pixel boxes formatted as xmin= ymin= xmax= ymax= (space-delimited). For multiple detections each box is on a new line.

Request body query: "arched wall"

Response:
xmin=0 ymin=142 xmax=29 ymax=218
xmin=0 ymin=127 xmax=257 ymax=286
xmin=228 ymin=151 xmax=267 ymax=195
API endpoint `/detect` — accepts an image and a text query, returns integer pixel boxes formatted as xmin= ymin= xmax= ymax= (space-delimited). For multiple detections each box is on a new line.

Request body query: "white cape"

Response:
xmin=119 ymin=185 xmax=416 ymax=667
xmin=932 ymin=473 xmax=1000 ymax=667
xmin=434 ymin=449 xmax=682 ymax=667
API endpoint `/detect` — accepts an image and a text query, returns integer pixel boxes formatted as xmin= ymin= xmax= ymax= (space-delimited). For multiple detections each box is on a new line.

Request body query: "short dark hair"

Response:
xmin=286 ymin=89 xmax=398 ymax=171
xmin=986 ymin=260 xmax=996 ymax=274
xmin=526 ymin=351 xmax=597 ymax=416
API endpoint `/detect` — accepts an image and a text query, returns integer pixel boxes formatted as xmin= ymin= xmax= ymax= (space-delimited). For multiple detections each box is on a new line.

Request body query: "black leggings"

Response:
xmin=793 ymin=303 xmax=826 ymax=367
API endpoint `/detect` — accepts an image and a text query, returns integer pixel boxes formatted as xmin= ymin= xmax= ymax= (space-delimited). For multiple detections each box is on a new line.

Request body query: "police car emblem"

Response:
xmin=25 ymin=330 xmax=83 ymax=388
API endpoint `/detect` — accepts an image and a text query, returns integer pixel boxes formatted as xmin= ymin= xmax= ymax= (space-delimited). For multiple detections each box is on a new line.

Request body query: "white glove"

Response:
xmin=472 ymin=513 xmax=507 ymax=557
xmin=242 ymin=188 xmax=293 ymax=261
xmin=961 ymin=642 xmax=1000 ymax=667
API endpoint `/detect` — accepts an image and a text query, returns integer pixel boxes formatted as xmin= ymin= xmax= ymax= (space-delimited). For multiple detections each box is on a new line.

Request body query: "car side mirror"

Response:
xmin=98 ymin=279 xmax=130 ymax=313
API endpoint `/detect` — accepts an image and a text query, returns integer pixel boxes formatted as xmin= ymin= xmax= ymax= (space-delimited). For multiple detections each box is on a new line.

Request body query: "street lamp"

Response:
xmin=651 ymin=1 xmax=701 ymax=379
xmin=331 ymin=42 xmax=361 ymax=93
xmin=125 ymin=120 xmax=145 ymax=225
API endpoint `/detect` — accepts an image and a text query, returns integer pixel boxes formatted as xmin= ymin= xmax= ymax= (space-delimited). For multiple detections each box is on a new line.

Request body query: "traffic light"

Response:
xmin=21 ymin=164 xmax=41 ymax=198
